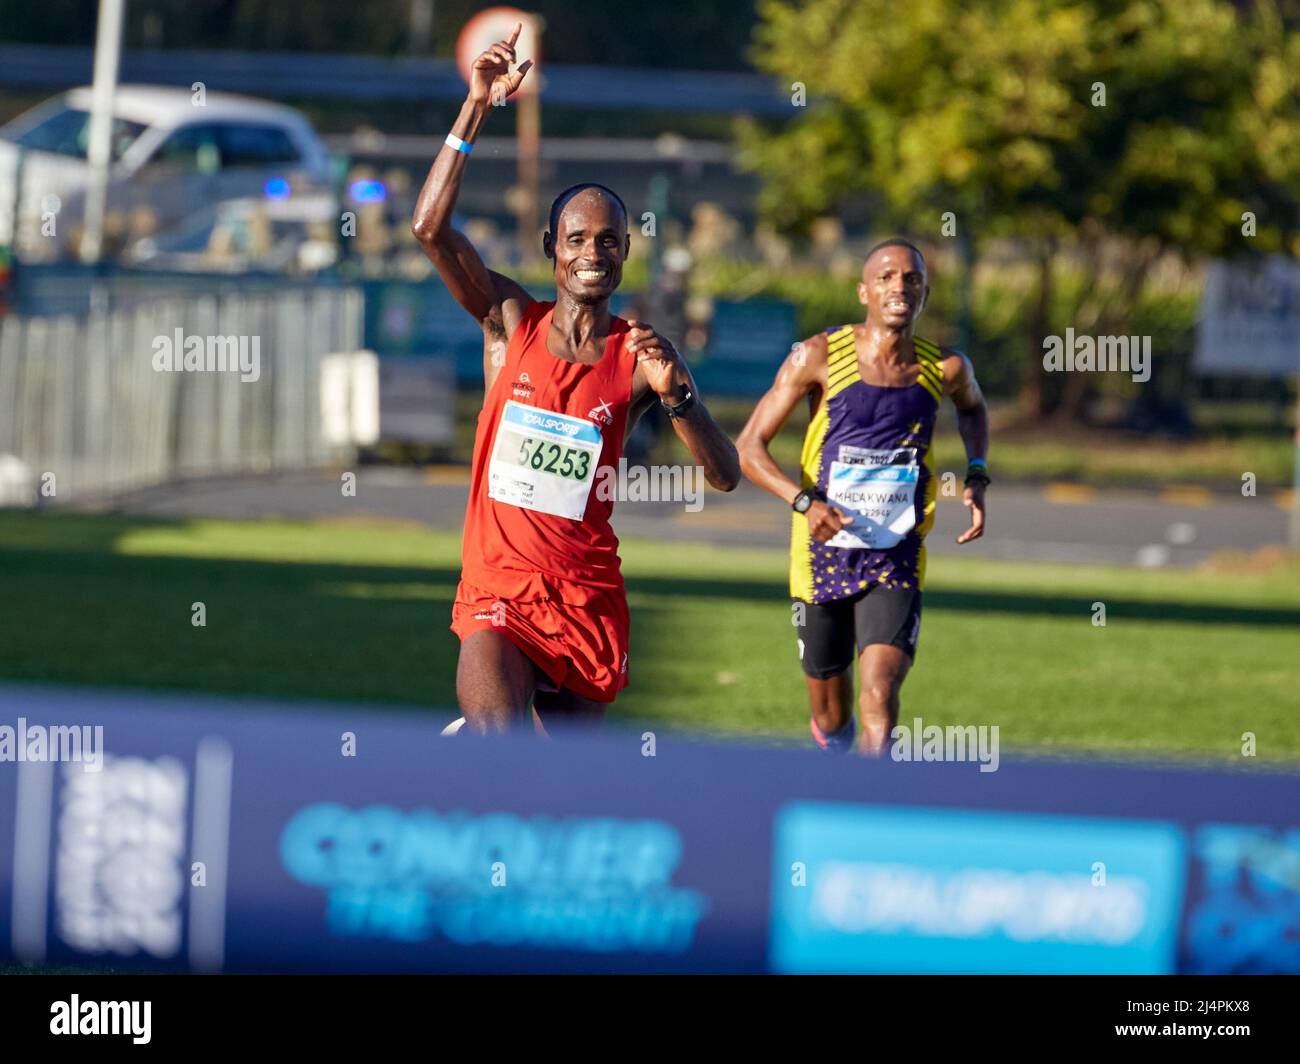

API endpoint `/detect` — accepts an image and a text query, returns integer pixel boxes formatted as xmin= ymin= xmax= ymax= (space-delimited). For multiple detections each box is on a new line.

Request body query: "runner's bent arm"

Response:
xmin=943 ymin=351 xmax=989 ymax=544
xmin=736 ymin=335 xmax=853 ymax=542
xmin=411 ymin=30 xmax=534 ymax=384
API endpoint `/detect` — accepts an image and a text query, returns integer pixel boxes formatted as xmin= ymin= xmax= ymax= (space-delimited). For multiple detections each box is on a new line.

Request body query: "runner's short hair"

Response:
xmin=548 ymin=183 xmax=628 ymax=237
xmin=864 ymin=238 xmax=926 ymax=267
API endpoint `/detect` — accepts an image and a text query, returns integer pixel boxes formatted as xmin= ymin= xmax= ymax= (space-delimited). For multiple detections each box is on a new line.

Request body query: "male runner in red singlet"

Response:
xmin=411 ymin=27 xmax=740 ymax=735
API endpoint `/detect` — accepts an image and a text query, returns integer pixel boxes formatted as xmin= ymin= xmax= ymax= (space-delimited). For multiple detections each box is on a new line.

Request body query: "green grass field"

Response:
xmin=1 ymin=510 xmax=1297 ymax=763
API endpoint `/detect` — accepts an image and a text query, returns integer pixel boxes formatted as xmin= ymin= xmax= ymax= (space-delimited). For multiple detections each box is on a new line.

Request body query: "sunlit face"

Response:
xmin=544 ymin=188 xmax=629 ymax=305
xmin=858 ymin=245 xmax=929 ymax=329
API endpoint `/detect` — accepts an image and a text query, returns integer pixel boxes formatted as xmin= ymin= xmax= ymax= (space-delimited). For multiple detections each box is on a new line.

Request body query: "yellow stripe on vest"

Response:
xmin=914 ymin=338 xmax=944 ymax=401
xmin=790 ymin=401 xmax=832 ymax=601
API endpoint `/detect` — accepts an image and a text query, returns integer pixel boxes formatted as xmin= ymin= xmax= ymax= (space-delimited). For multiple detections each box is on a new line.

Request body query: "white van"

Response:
xmin=0 ymin=84 xmax=332 ymax=260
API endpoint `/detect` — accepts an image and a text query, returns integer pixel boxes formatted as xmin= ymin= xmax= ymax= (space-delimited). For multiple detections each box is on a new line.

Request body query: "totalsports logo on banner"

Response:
xmin=769 ymin=803 xmax=1187 ymax=974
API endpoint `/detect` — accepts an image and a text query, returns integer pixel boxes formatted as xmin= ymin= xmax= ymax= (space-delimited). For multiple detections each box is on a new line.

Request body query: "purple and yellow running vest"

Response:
xmin=790 ymin=325 xmax=945 ymax=604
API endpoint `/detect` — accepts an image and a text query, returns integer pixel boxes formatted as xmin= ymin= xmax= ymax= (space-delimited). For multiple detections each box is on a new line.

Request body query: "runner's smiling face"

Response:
xmin=544 ymin=188 xmax=629 ymax=306
xmin=859 ymin=246 xmax=929 ymax=330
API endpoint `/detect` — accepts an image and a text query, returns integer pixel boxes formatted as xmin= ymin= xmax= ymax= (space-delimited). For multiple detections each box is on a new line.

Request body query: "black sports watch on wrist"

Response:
xmin=661 ymin=387 xmax=696 ymax=420
xmin=792 ymin=489 xmax=815 ymax=514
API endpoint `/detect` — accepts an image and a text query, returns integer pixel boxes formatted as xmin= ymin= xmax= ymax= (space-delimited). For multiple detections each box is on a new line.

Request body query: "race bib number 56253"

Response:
xmin=488 ymin=400 xmax=603 ymax=520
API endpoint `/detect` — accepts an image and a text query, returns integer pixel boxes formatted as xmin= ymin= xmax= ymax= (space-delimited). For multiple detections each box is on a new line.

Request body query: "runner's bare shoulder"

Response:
xmin=935 ymin=344 xmax=975 ymax=394
xmin=785 ymin=331 xmax=831 ymax=388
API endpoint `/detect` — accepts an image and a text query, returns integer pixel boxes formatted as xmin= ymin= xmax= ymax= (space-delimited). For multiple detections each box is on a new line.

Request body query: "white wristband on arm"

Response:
xmin=444 ymin=133 xmax=474 ymax=155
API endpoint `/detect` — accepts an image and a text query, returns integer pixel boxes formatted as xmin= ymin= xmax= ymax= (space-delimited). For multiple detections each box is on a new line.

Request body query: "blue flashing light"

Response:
xmin=349 ymin=179 xmax=387 ymax=204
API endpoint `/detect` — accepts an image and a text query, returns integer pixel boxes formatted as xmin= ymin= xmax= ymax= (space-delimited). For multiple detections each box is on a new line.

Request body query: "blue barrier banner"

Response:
xmin=0 ymin=683 xmax=1297 ymax=974
xmin=1183 ymin=824 xmax=1300 ymax=974
xmin=770 ymin=804 xmax=1186 ymax=974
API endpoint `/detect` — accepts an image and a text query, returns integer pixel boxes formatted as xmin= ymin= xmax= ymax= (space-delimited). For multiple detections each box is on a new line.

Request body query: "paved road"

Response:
xmin=95 ymin=467 xmax=1291 ymax=569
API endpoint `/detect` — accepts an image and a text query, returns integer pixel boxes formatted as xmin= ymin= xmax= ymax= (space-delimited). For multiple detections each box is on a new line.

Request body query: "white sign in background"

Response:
xmin=1194 ymin=256 xmax=1300 ymax=378
xmin=456 ymin=7 xmax=540 ymax=96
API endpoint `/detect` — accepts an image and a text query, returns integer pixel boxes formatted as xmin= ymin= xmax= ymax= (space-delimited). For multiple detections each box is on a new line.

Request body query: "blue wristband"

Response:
xmin=444 ymin=133 xmax=474 ymax=155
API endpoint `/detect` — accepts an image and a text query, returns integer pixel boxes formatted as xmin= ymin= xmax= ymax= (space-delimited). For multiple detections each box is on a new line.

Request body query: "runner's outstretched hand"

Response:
xmin=469 ymin=22 xmax=533 ymax=107
xmin=957 ymin=482 xmax=986 ymax=544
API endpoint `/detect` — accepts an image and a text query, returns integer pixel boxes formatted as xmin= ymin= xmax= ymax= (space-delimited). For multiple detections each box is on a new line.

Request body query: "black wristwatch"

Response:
xmin=792 ymin=489 xmax=815 ymax=514
xmin=661 ymin=387 xmax=696 ymax=420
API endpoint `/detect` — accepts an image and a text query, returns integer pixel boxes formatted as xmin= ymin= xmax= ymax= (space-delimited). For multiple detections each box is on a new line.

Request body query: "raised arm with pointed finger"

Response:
xmin=410 ymin=24 xmax=534 ymax=390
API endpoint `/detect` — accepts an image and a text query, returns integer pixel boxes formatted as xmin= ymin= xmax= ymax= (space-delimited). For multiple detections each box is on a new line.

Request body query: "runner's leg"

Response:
xmin=856 ymin=644 xmax=910 ymax=754
xmin=798 ymin=596 xmax=857 ymax=749
xmin=805 ymin=670 xmax=853 ymax=739
xmin=533 ymin=687 xmax=607 ymax=731
xmin=456 ymin=629 xmax=538 ymax=734
xmin=852 ymin=585 xmax=920 ymax=754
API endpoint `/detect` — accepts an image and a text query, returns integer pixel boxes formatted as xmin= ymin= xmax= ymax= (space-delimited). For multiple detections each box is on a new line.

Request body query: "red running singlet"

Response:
xmin=451 ymin=299 xmax=637 ymax=701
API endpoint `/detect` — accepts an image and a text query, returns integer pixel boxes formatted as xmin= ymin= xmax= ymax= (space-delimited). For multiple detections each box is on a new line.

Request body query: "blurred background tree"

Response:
xmin=740 ymin=0 xmax=1300 ymax=423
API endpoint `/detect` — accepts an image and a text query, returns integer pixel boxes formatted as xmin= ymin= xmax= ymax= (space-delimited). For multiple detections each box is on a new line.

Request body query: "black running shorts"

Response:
xmin=793 ymin=585 xmax=922 ymax=679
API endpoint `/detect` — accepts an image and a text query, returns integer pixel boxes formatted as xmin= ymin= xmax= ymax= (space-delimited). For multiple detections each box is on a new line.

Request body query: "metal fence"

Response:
xmin=0 ymin=286 xmax=364 ymax=501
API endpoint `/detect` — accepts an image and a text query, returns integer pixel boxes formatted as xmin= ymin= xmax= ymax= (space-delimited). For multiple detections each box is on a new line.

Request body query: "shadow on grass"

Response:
xmin=1 ymin=510 xmax=1297 ymax=713
xmin=0 ymin=517 xmax=463 ymax=708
